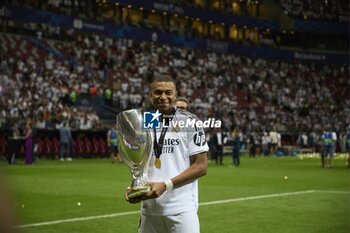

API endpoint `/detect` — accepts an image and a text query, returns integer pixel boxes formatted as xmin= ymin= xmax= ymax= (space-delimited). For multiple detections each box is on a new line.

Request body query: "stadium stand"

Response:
xmin=278 ymin=0 xmax=349 ymax=22
xmin=0 ymin=0 xmax=348 ymax=159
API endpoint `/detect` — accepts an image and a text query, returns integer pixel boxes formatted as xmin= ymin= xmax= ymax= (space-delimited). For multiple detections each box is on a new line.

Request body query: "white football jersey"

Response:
xmin=141 ymin=109 xmax=209 ymax=216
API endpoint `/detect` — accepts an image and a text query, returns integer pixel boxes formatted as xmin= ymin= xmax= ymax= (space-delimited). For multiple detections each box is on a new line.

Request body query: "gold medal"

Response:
xmin=155 ymin=158 xmax=161 ymax=169
xmin=172 ymin=126 xmax=180 ymax=132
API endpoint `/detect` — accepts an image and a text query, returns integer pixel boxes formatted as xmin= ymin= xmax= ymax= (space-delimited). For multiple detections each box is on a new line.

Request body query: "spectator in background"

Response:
xmin=211 ymin=128 xmax=224 ymax=165
xmin=69 ymin=89 xmax=77 ymax=106
xmin=231 ymin=128 xmax=241 ymax=167
xmin=7 ymin=123 xmax=21 ymax=164
xmin=248 ymin=132 xmax=257 ymax=158
xmin=206 ymin=128 xmax=214 ymax=162
xmin=308 ymin=130 xmax=316 ymax=155
xmin=269 ymin=128 xmax=278 ymax=155
xmin=79 ymin=113 xmax=92 ymax=130
xmin=59 ymin=121 xmax=72 ymax=161
xmin=261 ymin=132 xmax=270 ymax=156
xmin=321 ymin=125 xmax=337 ymax=168
xmin=298 ymin=132 xmax=308 ymax=149
xmin=277 ymin=132 xmax=282 ymax=150
xmin=24 ymin=120 xmax=33 ymax=165
xmin=346 ymin=125 xmax=350 ymax=169
xmin=175 ymin=96 xmax=190 ymax=111
xmin=104 ymin=87 xmax=113 ymax=107
xmin=107 ymin=126 xmax=122 ymax=163
xmin=33 ymin=113 xmax=46 ymax=129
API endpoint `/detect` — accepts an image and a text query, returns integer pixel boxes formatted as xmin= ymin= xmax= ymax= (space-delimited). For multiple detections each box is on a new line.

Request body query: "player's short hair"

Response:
xmin=151 ymin=74 xmax=176 ymax=85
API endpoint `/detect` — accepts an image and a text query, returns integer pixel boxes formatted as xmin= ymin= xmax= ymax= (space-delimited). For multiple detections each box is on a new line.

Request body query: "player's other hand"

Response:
xmin=124 ymin=187 xmax=147 ymax=204
xmin=124 ymin=182 xmax=166 ymax=203
xmin=143 ymin=182 xmax=166 ymax=200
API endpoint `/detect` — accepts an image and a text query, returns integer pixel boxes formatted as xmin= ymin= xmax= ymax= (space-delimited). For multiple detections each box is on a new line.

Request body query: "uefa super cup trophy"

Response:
xmin=116 ymin=109 xmax=153 ymax=200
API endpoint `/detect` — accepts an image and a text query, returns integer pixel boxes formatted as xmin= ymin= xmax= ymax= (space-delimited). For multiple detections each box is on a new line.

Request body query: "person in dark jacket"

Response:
xmin=59 ymin=121 xmax=72 ymax=161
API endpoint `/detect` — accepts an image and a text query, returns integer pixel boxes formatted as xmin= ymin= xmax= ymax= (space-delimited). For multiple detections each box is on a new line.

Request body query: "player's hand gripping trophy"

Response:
xmin=116 ymin=109 xmax=153 ymax=200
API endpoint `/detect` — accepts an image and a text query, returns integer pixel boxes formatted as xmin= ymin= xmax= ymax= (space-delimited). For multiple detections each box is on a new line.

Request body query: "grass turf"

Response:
xmin=0 ymin=155 xmax=349 ymax=233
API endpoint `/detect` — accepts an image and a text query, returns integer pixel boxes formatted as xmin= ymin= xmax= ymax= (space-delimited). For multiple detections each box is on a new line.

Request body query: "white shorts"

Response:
xmin=139 ymin=210 xmax=200 ymax=233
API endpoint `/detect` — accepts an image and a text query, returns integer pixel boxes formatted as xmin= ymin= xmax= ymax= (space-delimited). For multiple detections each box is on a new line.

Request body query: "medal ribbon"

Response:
xmin=153 ymin=108 xmax=176 ymax=165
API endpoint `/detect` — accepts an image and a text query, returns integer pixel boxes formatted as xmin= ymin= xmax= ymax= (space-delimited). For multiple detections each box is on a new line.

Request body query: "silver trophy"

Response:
xmin=116 ymin=109 xmax=153 ymax=199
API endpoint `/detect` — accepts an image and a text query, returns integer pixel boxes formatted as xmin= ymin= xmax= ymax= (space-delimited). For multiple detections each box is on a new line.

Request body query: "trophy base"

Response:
xmin=128 ymin=185 xmax=152 ymax=199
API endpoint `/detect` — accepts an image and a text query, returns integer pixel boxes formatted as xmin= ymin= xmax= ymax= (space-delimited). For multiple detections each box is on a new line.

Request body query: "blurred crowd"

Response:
xmin=0 ymin=29 xmax=348 ymax=136
xmin=278 ymin=0 xmax=349 ymax=23
xmin=0 ymin=32 xmax=102 ymax=130
xmin=0 ymin=0 xmax=348 ymax=139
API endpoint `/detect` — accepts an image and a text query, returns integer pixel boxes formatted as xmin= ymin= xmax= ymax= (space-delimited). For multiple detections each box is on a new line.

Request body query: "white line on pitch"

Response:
xmin=314 ymin=190 xmax=350 ymax=194
xmin=16 ymin=210 xmax=140 ymax=228
xmin=198 ymin=189 xmax=316 ymax=206
xmin=16 ymin=190 xmax=349 ymax=228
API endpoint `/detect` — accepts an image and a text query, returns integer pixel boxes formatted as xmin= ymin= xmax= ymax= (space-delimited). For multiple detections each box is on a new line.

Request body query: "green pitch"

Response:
xmin=0 ymin=155 xmax=349 ymax=233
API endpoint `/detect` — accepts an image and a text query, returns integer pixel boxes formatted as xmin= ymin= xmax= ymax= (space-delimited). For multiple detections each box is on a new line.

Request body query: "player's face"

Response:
xmin=151 ymin=81 xmax=177 ymax=114
xmin=176 ymin=100 xmax=188 ymax=110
